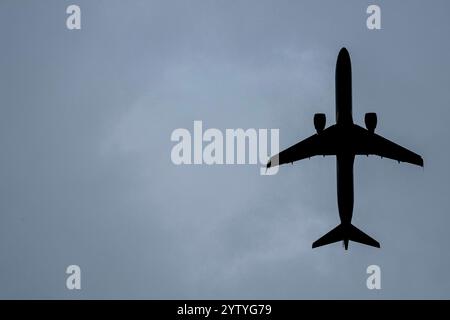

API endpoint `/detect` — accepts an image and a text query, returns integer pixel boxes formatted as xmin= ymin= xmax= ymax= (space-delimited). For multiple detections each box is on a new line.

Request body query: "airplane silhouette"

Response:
xmin=267 ymin=47 xmax=423 ymax=250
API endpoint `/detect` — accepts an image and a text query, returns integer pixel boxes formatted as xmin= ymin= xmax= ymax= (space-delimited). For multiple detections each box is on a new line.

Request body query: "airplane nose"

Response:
xmin=338 ymin=47 xmax=350 ymax=60
xmin=337 ymin=47 xmax=351 ymax=69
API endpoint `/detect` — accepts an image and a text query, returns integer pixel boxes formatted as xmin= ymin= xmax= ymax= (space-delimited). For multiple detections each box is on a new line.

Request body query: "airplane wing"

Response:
xmin=267 ymin=125 xmax=338 ymax=168
xmin=352 ymin=125 xmax=424 ymax=167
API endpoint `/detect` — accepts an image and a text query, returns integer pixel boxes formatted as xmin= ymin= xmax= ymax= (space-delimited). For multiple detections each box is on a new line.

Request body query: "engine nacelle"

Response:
xmin=314 ymin=113 xmax=326 ymax=133
xmin=365 ymin=112 xmax=377 ymax=133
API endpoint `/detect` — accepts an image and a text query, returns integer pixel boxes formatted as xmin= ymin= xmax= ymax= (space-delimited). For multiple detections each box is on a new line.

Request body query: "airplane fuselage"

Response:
xmin=335 ymin=48 xmax=355 ymax=232
xmin=336 ymin=48 xmax=353 ymax=126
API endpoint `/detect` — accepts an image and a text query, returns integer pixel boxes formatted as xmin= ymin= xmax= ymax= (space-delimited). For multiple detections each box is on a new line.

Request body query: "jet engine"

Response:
xmin=364 ymin=112 xmax=377 ymax=133
xmin=314 ymin=113 xmax=326 ymax=134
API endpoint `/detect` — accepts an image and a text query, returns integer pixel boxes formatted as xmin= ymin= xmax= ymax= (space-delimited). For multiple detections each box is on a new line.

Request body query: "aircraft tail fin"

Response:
xmin=312 ymin=224 xmax=380 ymax=250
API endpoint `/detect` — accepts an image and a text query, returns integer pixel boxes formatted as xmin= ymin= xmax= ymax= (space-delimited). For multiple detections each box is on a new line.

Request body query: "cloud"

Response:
xmin=1 ymin=0 xmax=449 ymax=298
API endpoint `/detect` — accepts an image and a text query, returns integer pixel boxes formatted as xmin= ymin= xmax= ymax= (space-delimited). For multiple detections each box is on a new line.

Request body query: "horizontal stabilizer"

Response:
xmin=347 ymin=224 xmax=380 ymax=248
xmin=312 ymin=224 xmax=343 ymax=248
xmin=312 ymin=224 xmax=380 ymax=250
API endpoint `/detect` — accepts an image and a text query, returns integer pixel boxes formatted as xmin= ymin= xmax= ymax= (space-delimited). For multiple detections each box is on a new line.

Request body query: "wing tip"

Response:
xmin=267 ymin=156 xmax=281 ymax=168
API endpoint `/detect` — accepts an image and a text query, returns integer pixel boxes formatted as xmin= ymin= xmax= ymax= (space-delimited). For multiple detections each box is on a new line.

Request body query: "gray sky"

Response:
xmin=0 ymin=0 xmax=449 ymax=299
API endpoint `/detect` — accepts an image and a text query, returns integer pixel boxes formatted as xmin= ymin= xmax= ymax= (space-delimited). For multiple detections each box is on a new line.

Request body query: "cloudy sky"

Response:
xmin=0 ymin=0 xmax=449 ymax=299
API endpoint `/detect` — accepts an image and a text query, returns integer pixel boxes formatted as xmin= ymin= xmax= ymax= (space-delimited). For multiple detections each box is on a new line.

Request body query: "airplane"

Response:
xmin=266 ymin=47 xmax=423 ymax=250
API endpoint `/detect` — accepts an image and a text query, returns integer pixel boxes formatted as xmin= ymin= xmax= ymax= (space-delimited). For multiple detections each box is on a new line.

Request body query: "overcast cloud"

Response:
xmin=0 ymin=0 xmax=449 ymax=298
